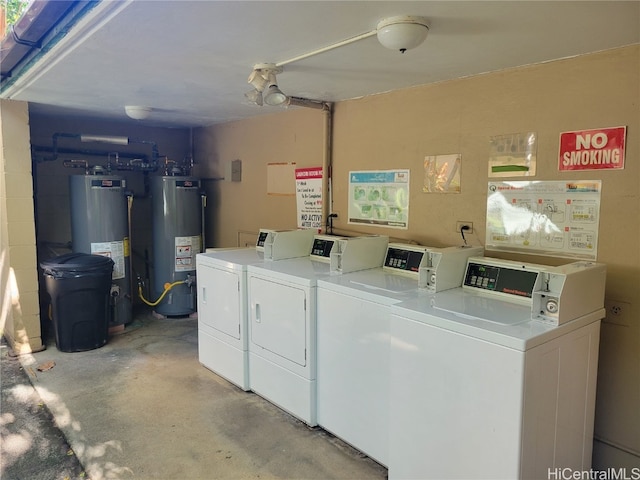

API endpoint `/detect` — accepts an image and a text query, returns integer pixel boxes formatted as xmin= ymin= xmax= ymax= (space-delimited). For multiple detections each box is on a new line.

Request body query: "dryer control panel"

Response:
xmin=256 ymin=228 xmax=315 ymax=260
xmin=462 ymin=256 xmax=606 ymax=325
xmin=330 ymin=235 xmax=389 ymax=273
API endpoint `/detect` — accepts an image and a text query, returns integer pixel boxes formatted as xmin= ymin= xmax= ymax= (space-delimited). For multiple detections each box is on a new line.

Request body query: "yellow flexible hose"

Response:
xmin=138 ymin=280 xmax=185 ymax=307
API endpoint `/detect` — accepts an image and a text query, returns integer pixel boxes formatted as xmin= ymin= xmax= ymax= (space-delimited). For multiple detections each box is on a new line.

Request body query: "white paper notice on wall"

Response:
xmin=267 ymin=162 xmax=296 ymax=195
xmin=485 ymin=180 xmax=601 ymax=260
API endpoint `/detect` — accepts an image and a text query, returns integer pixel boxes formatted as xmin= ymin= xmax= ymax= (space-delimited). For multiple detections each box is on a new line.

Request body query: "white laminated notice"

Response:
xmin=175 ymin=235 xmax=201 ymax=272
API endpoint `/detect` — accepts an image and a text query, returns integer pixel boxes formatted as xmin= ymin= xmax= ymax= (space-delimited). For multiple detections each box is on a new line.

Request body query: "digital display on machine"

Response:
xmin=311 ymin=239 xmax=334 ymax=258
xmin=464 ymin=262 xmax=539 ymax=298
xmin=384 ymin=247 xmax=425 ymax=272
xmin=256 ymin=231 xmax=269 ymax=248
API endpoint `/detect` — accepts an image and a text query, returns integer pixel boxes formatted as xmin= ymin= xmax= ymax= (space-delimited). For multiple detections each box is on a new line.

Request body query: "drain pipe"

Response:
xmin=323 ymin=102 xmax=334 ymax=233
xmin=287 ymin=96 xmax=333 ymax=233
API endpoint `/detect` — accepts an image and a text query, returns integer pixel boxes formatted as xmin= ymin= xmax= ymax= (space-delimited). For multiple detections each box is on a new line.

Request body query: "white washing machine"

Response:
xmin=196 ymin=228 xmax=315 ymax=390
xmin=387 ymin=256 xmax=606 ymax=479
xmin=316 ymin=243 xmax=483 ymax=466
xmin=246 ymin=235 xmax=389 ymax=426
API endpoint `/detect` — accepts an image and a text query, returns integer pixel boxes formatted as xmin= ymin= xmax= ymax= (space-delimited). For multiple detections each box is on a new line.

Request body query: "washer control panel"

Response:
xmin=310 ymin=235 xmax=348 ymax=262
xmin=464 ymin=261 xmax=539 ymax=299
xmin=383 ymin=244 xmax=429 ymax=274
xmin=462 ymin=256 xmax=606 ymax=325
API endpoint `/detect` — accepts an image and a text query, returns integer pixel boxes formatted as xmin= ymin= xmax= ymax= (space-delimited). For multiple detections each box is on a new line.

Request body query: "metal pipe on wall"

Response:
xmin=287 ymin=97 xmax=334 ymax=233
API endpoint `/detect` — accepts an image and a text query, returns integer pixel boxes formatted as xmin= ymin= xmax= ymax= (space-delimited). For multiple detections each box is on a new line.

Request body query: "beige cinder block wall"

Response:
xmin=193 ymin=108 xmax=326 ymax=248
xmin=196 ymin=46 xmax=639 ymax=468
xmin=1 ymin=99 xmax=43 ymax=353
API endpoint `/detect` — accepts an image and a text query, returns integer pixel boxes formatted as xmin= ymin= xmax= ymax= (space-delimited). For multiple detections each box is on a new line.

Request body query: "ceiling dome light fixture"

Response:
xmin=376 ymin=15 xmax=429 ymax=53
xmin=125 ymin=105 xmax=152 ymax=120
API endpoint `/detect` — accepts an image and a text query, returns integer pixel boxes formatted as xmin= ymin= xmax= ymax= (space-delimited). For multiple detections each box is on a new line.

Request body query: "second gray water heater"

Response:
xmin=151 ymin=175 xmax=202 ymax=316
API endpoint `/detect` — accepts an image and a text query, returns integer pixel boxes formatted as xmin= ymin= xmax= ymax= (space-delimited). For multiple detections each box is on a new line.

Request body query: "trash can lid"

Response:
xmin=40 ymin=253 xmax=114 ymax=274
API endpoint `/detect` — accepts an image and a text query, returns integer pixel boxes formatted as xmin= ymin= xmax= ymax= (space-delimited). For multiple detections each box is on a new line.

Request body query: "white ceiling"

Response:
xmin=3 ymin=1 xmax=639 ymax=128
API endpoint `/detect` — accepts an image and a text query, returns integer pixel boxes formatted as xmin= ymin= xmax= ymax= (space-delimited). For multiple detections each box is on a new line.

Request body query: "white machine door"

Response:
xmin=199 ymin=265 xmax=241 ymax=339
xmin=249 ymin=276 xmax=307 ymax=367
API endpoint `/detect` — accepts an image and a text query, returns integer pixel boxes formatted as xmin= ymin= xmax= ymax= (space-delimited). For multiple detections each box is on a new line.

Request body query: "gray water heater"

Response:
xmin=151 ymin=175 xmax=202 ymax=316
xmin=69 ymin=174 xmax=132 ymax=326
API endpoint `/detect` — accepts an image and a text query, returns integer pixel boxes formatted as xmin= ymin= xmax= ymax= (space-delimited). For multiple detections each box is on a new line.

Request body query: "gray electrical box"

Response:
xmin=225 ymin=159 xmax=242 ymax=182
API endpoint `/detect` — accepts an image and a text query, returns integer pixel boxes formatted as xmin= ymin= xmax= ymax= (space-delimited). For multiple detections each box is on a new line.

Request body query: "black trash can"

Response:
xmin=40 ymin=253 xmax=114 ymax=352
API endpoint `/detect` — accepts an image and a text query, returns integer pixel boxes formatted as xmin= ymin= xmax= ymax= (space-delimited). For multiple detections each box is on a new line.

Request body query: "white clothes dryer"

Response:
xmin=387 ymin=256 xmax=606 ymax=479
xmin=196 ymin=228 xmax=315 ymax=390
xmin=316 ymin=244 xmax=483 ymax=466
xmin=246 ymin=235 xmax=389 ymax=426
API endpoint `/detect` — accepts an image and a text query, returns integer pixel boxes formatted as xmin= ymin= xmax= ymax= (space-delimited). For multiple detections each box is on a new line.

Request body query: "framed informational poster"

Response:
xmin=486 ymin=180 xmax=602 ymax=260
xmin=348 ymin=170 xmax=409 ymax=229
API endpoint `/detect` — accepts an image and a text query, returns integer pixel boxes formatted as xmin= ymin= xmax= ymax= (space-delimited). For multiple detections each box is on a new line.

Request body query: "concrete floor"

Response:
xmin=14 ymin=310 xmax=388 ymax=480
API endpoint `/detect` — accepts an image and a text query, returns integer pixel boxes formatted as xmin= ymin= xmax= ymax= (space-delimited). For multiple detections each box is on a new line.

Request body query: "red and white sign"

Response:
xmin=295 ymin=167 xmax=324 ymax=230
xmin=295 ymin=167 xmax=323 ymax=180
xmin=559 ymin=126 xmax=626 ymax=171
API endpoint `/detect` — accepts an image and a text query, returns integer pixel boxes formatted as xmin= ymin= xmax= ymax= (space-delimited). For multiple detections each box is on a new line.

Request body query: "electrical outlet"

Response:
xmin=456 ymin=221 xmax=473 ymax=234
xmin=603 ymin=299 xmax=631 ymax=327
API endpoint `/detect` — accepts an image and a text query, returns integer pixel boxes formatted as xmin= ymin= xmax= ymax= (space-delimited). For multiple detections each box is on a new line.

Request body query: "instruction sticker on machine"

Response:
xmin=91 ymin=241 xmax=126 ymax=279
xmin=175 ymin=236 xmax=200 ymax=272
xmin=348 ymin=170 xmax=409 ymax=229
xmin=486 ymin=180 xmax=602 ymax=260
